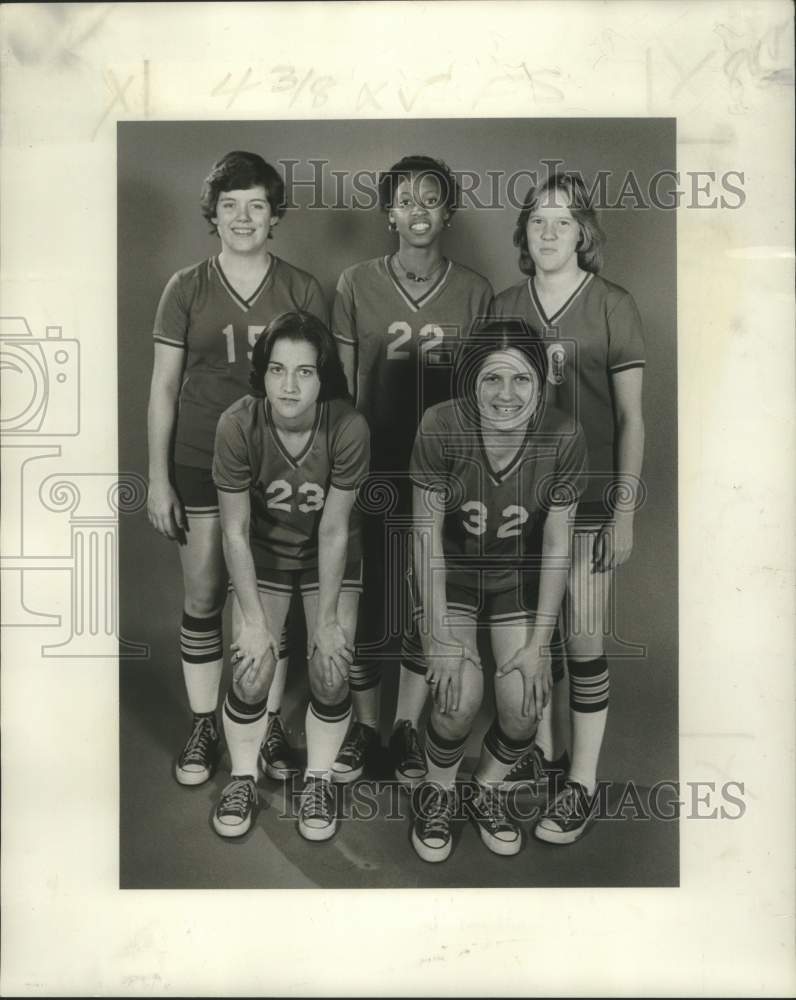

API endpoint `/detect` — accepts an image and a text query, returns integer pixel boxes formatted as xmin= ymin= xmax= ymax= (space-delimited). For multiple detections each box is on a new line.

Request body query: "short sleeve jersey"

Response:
xmin=153 ymin=255 xmax=328 ymax=469
xmin=410 ymin=399 xmax=587 ymax=592
xmin=332 ymin=256 xmax=493 ymax=472
xmin=492 ymin=272 xmax=645 ymax=507
xmin=212 ymin=396 xmax=370 ymax=571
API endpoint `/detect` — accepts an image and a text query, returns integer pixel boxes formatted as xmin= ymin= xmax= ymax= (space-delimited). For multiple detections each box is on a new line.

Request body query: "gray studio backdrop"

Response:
xmin=118 ymin=118 xmax=676 ymax=797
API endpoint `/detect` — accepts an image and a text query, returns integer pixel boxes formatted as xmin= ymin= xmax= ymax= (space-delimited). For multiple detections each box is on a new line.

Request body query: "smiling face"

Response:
xmin=212 ymin=185 xmax=276 ymax=256
xmin=388 ymin=173 xmax=450 ymax=248
xmin=525 ymin=188 xmax=581 ymax=277
xmin=476 ymin=349 xmax=541 ymax=431
xmin=264 ymin=337 xmax=321 ymax=425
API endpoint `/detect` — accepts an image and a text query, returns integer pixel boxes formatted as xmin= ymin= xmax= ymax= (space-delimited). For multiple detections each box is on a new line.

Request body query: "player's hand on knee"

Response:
xmin=309 ymin=620 xmax=353 ymax=688
xmin=424 ymin=629 xmax=479 ymax=715
xmin=147 ymin=480 xmax=186 ymax=540
xmin=496 ymin=643 xmax=552 ymax=721
xmin=231 ymin=621 xmax=278 ymax=690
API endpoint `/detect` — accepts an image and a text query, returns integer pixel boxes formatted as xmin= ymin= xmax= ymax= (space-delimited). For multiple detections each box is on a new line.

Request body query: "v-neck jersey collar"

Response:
xmin=264 ymin=398 xmax=323 ymax=468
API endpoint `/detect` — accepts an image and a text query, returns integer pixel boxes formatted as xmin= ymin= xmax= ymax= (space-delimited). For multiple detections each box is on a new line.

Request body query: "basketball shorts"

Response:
xmin=173 ymin=463 xmax=219 ymax=517
xmin=401 ymin=568 xmax=564 ymax=678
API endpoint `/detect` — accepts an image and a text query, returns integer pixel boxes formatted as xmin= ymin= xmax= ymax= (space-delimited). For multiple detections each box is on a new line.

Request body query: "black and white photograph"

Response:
xmin=1 ymin=1 xmax=793 ymax=995
xmin=118 ymin=118 xmax=678 ymax=889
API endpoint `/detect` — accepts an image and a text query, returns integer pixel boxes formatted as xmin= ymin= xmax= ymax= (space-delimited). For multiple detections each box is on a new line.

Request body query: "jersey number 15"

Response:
xmin=221 ymin=324 xmax=266 ymax=364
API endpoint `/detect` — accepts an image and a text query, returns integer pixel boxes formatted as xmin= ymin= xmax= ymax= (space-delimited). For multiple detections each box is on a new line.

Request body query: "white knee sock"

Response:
xmin=305 ymin=694 xmax=352 ymax=780
xmin=223 ymin=690 xmax=269 ymax=778
xmin=181 ymin=612 xmax=223 ymax=714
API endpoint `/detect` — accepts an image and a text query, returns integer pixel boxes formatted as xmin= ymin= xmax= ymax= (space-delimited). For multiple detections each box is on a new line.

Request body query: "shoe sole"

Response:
xmin=411 ymin=827 xmax=452 ymax=863
xmin=175 ymin=764 xmax=214 ymax=786
xmin=498 ymin=778 xmax=546 ymax=794
xmin=331 ymin=765 xmax=364 ymax=784
xmin=298 ymin=819 xmax=337 ymax=842
xmin=394 ymin=767 xmax=428 ymax=786
xmin=212 ymin=813 xmax=254 ymax=838
xmin=394 ymin=772 xmax=427 ymax=789
xmin=260 ymin=756 xmax=299 ymax=782
xmin=476 ymin=825 xmax=522 ymax=856
xmin=534 ymin=819 xmax=592 ymax=845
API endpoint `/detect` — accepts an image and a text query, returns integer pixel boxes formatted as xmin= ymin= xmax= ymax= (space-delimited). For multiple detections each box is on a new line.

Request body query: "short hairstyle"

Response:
xmin=377 ymin=154 xmax=460 ymax=214
xmin=200 ymin=151 xmax=286 ymax=234
xmin=249 ymin=310 xmax=350 ymax=403
xmin=513 ymin=172 xmax=605 ymax=275
xmin=453 ymin=317 xmax=548 ymax=425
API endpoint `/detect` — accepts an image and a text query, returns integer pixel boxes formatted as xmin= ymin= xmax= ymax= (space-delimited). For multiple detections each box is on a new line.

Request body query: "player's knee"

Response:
xmin=430 ymin=706 xmax=472 ymax=742
xmin=233 ymin=673 xmax=269 ymax=704
xmin=498 ymin=705 xmax=537 ymax=743
xmin=434 ymin=684 xmax=480 ymax=734
xmin=183 ymin=588 xmax=225 ymax=618
xmin=308 ymin=663 xmax=348 ymax=704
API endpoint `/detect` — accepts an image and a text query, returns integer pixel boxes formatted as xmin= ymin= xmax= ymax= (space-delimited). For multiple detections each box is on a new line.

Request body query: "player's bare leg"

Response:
xmin=299 ymin=590 xmax=359 ymax=839
xmin=390 ymin=665 xmax=430 ymax=785
xmin=466 ymin=620 xmax=537 ymax=856
xmin=412 ymin=620 xmax=480 ymax=863
xmin=535 ymin=529 xmax=612 ymax=844
xmin=260 ymin=650 xmax=298 ymax=781
xmin=213 ymin=590 xmax=290 ymax=838
xmin=174 ymin=513 xmax=227 ymax=786
xmin=534 ymin=615 xmax=570 ymax=764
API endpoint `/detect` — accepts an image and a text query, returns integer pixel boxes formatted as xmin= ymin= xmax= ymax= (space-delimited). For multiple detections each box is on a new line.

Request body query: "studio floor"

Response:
xmin=120 ymin=649 xmax=678 ymax=890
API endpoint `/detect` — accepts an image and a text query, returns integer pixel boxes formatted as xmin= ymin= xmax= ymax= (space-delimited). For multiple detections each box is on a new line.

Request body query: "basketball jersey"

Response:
xmin=492 ymin=272 xmax=645 ymax=507
xmin=332 ymin=256 xmax=493 ymax=473
xmin=153 ymin=255 xmax=328 ymax=469
xmin=212 ymin=396 xmax=370 ymax=571
xmin=410 ymin=398 xmax=587 ymax=592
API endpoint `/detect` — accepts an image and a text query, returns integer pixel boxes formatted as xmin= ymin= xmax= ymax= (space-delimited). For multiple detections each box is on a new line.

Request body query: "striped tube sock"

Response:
xmin=180 ymin=612 xmax=223 ymax=714
xmin=305 ymin=693 xmax=352 ymax=780
xmin=473 ymin=718 xmax=533 ymax=785
xmin=424 ymin=720 xmax=468 ymax=788
xmin=223 ymin=689 xmax=269 ymax=778
xmin=568 ymin=654 xmax=610 ymax=794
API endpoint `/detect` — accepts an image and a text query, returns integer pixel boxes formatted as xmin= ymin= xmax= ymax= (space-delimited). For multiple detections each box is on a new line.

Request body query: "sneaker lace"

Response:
xmin=553 ymin=783 xmax=583 ymax=819
xmin=183 ymin=717 xmax=216 ymax=764
xmin=422 ymin=786 xmax=455 ymax=835
xmin=341 ymin=723 xmax=368 ymax=756
xmin=304 ymin=778 xmax=332 ymax=821
xmin=401 ymin=722 xmax=424 ymax=766
xmin=477 ymin=783 xmax=509 ymax=827
xmin=264 ymin=715 xmax=287 ymax=756
xmin=506 ymin=746 xmax=543 ymax=781
xmin=221 ymin=777 xmax=254 ymax=814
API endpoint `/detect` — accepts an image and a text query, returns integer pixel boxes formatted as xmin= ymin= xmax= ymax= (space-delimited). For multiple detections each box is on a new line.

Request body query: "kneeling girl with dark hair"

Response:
xmin=211 ymin=311 xmax=370 ymax=841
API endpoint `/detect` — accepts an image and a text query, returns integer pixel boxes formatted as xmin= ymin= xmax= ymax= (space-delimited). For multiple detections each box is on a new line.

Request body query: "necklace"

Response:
xmin=392 ymin=254 xmax=446 ymax=283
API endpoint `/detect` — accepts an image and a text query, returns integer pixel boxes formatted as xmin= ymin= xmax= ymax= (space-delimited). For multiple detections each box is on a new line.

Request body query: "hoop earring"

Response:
xmin=443 ymin=219 xmax=452 ymax=229
xmin=388 ymin=220 xmax=397 ymax=232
